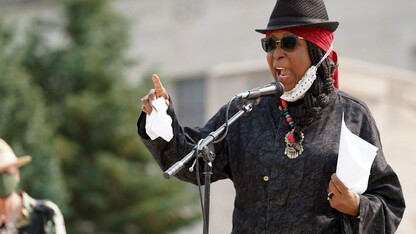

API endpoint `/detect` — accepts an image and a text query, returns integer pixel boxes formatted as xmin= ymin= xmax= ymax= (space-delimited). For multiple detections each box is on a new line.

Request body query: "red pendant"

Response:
xmin=284 ymin=129 xmax=304 ymax=159
xmin=287 ymin=131 xmax=295 ymax=143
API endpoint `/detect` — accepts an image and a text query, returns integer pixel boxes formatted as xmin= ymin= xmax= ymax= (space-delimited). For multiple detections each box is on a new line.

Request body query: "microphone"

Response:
xmin=235 ymin=81 xmax=284 ymax=100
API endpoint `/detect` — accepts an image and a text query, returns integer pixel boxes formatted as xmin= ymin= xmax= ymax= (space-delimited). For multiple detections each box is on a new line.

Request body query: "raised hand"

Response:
xmin=141 ymin=74 xmax=170 ymax=115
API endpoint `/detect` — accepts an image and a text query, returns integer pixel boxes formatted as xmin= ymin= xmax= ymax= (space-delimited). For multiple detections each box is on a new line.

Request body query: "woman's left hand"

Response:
xmin=327 ymin=173 xmax=360 ymax=217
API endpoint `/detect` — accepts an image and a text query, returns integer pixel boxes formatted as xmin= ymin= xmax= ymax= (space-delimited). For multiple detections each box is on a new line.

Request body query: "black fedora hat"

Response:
xmin=255 ymin=0 xmax=339 ymax=33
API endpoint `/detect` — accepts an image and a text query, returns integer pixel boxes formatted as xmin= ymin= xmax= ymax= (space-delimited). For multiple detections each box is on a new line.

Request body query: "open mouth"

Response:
xmin=276 ymin=67 xmax=290 ymax=79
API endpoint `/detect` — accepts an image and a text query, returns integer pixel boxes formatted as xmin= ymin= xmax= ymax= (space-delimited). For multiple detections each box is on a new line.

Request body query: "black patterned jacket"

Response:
xmin=137 ymin=89 xmax=405 ymax=234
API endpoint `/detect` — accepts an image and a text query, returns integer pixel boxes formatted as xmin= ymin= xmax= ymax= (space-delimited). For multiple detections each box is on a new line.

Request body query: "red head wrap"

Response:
xmin=266 ymin=27 xmax=339 ymax=88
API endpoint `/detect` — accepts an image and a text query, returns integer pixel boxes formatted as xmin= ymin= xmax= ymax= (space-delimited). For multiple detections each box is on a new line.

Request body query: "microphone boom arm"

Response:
xmin=163 ymin=101 xmax=254 ymax=179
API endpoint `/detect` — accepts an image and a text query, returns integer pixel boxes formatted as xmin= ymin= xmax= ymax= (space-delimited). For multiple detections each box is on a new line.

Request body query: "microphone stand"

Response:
xmin=163 ymin=100 xmax=255 ymax=234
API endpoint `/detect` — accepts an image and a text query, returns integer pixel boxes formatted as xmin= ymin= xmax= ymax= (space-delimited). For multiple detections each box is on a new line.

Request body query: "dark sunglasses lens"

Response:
xmin=281 ymin=36 xmax=298 ymax=51
xmin=261 ymin=38 xmax=276 ymax=52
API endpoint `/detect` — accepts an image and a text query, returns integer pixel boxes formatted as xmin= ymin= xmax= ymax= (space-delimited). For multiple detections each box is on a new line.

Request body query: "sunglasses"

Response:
xmin=261 ymin=35 xmax=304 ymax=53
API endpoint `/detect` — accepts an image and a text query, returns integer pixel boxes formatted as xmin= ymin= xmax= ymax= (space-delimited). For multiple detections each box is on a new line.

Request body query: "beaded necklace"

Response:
xmin=281 ymin=99 xmax=304 ymax=159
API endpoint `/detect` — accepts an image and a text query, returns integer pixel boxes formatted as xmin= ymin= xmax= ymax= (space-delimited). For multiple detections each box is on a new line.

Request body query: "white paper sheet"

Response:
xmin=145 ymin=97 xmax=173 ymax=142
xmin=336 ymin=113 xmax=378 ymax=194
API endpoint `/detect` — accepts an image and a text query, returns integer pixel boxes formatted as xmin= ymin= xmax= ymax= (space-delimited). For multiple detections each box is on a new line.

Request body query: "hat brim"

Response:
xmin=255 ymin=21 xmax=339 ymax=34
xmin=0 ymin=155 xmax=32 ymax=171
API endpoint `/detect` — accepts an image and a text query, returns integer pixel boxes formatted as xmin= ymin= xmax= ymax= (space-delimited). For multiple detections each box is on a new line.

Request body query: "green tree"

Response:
xmin=16 ymin=0 xmax=200 ymax=233
xmin=0 ymin=21 xmax=68 ymax=210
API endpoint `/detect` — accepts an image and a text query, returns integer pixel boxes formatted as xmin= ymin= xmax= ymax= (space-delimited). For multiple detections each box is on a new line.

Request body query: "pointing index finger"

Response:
xmin=152 ymin=74 xmax=164 ymax=92
xmin=152 ymin=74 xmax=169 ymax=100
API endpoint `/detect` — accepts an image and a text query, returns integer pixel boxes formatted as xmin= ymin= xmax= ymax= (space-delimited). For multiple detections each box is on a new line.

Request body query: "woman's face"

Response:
xmin=266 ymin=30 xmax=312 ymax=91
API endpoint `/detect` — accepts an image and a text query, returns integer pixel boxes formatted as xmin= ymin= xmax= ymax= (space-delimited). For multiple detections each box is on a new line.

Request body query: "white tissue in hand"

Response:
xmin=145 ymin=97 xmax=173 ymax=142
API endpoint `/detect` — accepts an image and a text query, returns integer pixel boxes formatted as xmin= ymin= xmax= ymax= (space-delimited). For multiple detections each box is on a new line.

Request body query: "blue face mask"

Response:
xmin=0 ymin=173 xmax=18 ymax=198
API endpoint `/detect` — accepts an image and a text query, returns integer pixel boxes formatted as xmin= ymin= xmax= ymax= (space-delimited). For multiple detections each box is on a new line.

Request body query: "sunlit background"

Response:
xmin=1 ymin=0 xmax=415 ymax=233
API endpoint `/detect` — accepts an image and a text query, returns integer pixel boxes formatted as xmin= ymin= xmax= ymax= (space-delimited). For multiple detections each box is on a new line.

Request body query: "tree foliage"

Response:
xmin=0 ymin=21 xmax=68 ymax=209
xmin=0 ymin=0 xmax=200 ymax=233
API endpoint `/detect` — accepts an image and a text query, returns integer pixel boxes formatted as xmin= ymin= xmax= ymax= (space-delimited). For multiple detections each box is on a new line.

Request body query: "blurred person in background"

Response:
xmin=0 ymin=138 xmax=66 ymax=234
xmin=137 ymin=0 xmax=405 ymax=233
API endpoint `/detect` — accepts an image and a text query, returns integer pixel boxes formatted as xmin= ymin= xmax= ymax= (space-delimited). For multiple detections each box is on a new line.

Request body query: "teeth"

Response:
xmin=275 ymin=67 xmax=285 ymax=76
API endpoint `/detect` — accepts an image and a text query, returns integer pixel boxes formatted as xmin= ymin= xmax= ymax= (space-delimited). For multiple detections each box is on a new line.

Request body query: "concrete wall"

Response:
xmin=125 ymin=0 xmax=416 ymax=79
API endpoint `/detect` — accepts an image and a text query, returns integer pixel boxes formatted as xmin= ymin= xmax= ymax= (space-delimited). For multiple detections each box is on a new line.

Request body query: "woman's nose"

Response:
xmin=272 ymin=47 xmax=285 ymax=60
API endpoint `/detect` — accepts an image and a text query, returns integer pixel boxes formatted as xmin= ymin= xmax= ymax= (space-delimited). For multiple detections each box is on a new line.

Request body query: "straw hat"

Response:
xmin=255 ymin=0 xmax=339 ymax=33
xmin=0 ymin=139 xmax=32 ymax=171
